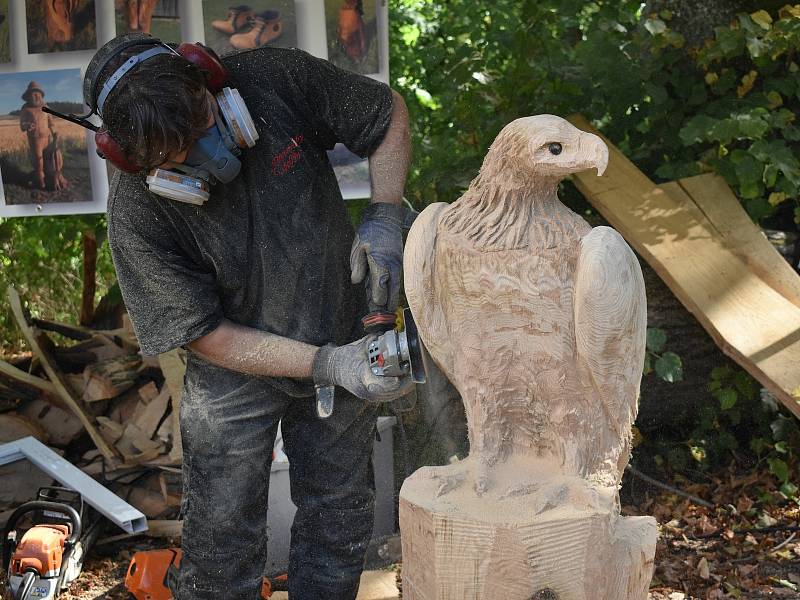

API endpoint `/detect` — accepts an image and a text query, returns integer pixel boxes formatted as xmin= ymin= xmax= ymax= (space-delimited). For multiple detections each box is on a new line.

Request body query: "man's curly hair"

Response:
xmin=98 ymin=48 xmax=211 ymax=170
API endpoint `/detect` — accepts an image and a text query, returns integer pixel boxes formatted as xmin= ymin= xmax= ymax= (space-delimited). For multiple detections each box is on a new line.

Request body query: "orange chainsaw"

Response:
xmin=125 ymin=548 xmax=287 ymax=599
xmin=2 ymin=488 xmax=102 ymax=600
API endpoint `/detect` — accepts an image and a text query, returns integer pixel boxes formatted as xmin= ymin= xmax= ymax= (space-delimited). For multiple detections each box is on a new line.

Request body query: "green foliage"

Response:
xmin=391 ymin=2 xmax=800 ymax=225
xmin=689 ymin=365 xmax=800 ymax=497
xmin=0 ymin=215 xmax=116 ymax=353
xmin=643 ymin=327 xmax=683 ymax=383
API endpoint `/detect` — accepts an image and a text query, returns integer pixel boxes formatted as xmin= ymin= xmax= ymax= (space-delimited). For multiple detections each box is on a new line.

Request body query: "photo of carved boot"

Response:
xmin=229 ymin=10 xmax=283 ymax=49
xmin=211 ymin=5 xmax=254 ymax=34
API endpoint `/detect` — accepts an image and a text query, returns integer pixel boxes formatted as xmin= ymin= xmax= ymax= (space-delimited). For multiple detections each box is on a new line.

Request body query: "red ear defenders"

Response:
xmin=44 ymin=35 xmax=230 ymax=173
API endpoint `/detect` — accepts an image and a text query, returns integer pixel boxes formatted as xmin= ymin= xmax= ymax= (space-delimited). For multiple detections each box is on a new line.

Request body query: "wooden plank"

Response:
xmin=158 ymin=349 xmax=186 ymax=462
xmin=0 ymin=358 xmax=57 ymax=396
xmin=675 ymin=173 xmax=800 ymax=310
xmin=7 ymin=287 xmax=120 ymax=460
xmin=567 ymin=114 xmax=800 ymax=418
xmin=134 ymin=386 xmax=171 ymax=440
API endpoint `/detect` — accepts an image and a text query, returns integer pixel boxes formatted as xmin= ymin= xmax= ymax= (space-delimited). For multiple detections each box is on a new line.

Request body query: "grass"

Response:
xmin=324 ymin=0 xmax=380 ymax=75
xmin=201 ymin=0 xmax=297 ymax=57
xmin=0 ymin=115 xmax=92 ymax=205
xmin=26 ymin=0 xmax=97 ymax=54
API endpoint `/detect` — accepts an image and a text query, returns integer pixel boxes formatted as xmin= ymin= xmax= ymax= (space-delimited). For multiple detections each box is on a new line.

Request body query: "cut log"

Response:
xmin=125 ymin=486 xmax=171 ymax=519
xmin=136 ymin=381 xmax=159 ymax=404
xmin=108 ymin=389 xmax=143 ymax=424
xmin=400 ymin=467 xmax=656 ymax=599
xmin=88 ymin=335 xmax=130 ymax=362
xmin=19 ymin=399 xmax=83 ymax=447
xmin=82 ymin=354 xmax=142 ymax=402
xmin=158 ymin=471 xmax=182 ymax=507
xmin=97 ymin=416 xmax=125 ymax=445
xmin=0 ymin=359 xmax=57 ymax=396
xmin=7 ymin=288 xmax=119 ymax=461
xmin=0 ymin=414 xmax=54 ymax=509
xmin=116 ymin=423 xmax=163 ymax=464
xmin=132 ymin=387 xmax=171 ymax=440
xmin=30 ymin=318 xmax=93 ymax=341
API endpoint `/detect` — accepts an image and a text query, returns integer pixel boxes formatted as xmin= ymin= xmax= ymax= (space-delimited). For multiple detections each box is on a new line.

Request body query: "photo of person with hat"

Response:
xmin=0 ymin=69 xmax=92 ymax=206
xmin=19 ymin=81 xmax=57 ymax=190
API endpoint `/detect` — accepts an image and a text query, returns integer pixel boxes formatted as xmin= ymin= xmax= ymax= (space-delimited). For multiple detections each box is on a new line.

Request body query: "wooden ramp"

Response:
xmin=568 ymin=114 xmax=800 ymax=419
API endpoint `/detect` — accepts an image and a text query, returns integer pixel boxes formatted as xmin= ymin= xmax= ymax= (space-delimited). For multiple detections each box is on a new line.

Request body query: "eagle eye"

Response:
xmin=548 ymin=142 xmax=563 ymax=155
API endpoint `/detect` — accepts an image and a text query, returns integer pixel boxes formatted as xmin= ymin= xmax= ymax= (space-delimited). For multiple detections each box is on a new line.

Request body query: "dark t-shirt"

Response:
xmin=107 ymin=47 xmax=393 ymax=398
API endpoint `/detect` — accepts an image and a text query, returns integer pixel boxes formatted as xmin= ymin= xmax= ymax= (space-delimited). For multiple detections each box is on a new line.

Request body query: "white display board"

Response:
xmin=0 ymin=0 xmax=389 ymax=217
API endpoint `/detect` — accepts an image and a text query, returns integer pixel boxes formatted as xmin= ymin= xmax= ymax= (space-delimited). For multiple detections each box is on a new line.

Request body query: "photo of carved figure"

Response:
xmin=115 ymin=0 xmax=180 ymax=40
xmin=202 ymin=0 xmax=297 ymax=56
xmin=25 ymin=0 xmax=97 ymax=54
xmin=325 ymin=0 xmax=379 ymax=75
xmin=0 ymin=71 xmax=92 ymax=206
xmin=0 ymin=0 xmax=10 ymax=63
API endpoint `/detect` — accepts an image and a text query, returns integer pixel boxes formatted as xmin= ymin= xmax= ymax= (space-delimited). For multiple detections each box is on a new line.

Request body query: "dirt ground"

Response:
xmin=3 ymin=464 xmax=800 ymax=599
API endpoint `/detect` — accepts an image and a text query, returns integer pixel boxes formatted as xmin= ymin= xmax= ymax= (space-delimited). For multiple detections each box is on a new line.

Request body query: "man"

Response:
xmin=87 ymin=34 xmax=414 ymax=599
xmin=19 ymin=81 xmax=56 ymax=190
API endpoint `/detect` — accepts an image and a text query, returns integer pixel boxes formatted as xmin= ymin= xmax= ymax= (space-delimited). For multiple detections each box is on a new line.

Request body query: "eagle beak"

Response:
xmin=578 ymin=132 xmax=609 ymax=177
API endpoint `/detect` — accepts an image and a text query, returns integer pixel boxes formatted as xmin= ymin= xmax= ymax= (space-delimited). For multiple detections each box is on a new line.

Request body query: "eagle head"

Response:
xmin=477 ymin=115 xmax=609 ymax=188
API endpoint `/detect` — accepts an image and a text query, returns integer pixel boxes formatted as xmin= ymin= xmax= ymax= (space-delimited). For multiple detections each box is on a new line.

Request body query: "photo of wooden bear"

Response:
xmin=116 ymin=0 xmax=160 ymax=33
xmin=324 ymin=0 xmax=379 ymax=75
xmin=114 ymin=0 xmax=181 ymax=39
xmin=338 ymin=0 xmax=366 ymax=61
xmin=26 ymin=0 xmax=96 ymax=54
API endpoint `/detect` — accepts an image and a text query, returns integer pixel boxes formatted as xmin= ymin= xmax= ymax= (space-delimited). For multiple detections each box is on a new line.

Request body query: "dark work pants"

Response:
xmin=176 ymin=381 xmax=378 ymax=600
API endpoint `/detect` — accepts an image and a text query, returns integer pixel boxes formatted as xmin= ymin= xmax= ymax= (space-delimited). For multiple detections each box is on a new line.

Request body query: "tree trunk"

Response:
xmin=637 ymin=261 xmax=727 ymax=434
xmin=644 ymin=0 xmax=787 ymax=48
xmin=80 ymin=230 xmax=97 ymax=326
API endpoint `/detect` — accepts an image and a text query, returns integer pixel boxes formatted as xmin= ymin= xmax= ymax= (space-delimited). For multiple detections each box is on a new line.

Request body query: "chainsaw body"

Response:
xmin=3 ymin=489 xmax=95 ymax=600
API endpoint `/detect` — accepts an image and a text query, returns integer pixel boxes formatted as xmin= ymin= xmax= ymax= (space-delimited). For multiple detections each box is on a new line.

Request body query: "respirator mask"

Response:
xmin=43 ymin=33 xmax=259 ymax=206
xmin=146 ymin=86 xmax=259 ymax=204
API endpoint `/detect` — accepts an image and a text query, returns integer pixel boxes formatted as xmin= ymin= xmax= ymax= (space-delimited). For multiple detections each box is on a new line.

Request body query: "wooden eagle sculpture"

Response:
xmin=400 ymin=115 xmax=656 ymax=600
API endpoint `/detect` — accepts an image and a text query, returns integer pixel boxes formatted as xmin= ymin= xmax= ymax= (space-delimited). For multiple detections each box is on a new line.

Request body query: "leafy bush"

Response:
xmin=392 ymin=1 xmax=800 ymax=227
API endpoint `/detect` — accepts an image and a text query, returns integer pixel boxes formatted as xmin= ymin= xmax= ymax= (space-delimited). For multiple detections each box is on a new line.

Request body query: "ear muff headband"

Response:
xmin=84 ymin=33 xmax=162 ymax=111
xmin=96 ymin=45 xmax=174 ymax=116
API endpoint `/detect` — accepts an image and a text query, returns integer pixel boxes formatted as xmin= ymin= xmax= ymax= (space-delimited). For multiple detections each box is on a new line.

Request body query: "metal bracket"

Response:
xmin=0 ymin=436 xmax=147 ymax=534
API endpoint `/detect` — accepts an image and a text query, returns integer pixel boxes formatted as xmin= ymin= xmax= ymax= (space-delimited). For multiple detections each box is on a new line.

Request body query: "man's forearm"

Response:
xmin=368 ymin=89 xmax=411 ymax=205
xmin=187 ymin=319 xmax=318 ymax=378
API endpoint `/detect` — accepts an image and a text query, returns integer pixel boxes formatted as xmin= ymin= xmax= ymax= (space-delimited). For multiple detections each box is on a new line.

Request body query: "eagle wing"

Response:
xmin=573 ymin=226 xmax=647 ymax=482
xmin=403 ymin=202 xmax=455 ymax=380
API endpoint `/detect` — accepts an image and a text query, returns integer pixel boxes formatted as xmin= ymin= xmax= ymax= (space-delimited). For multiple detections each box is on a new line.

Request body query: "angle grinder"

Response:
xmin=315 ymin=307 xmax=426 ymax=418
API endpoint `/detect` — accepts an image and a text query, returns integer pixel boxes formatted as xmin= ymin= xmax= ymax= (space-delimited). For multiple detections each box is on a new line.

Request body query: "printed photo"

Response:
xmin=0 ymin=0 xmax=10 ymax=63
xmin=202 ymin=0 xmax=297 ymax=57
xmin=26 ymin=0 xmax=97 ymax=54
xmin=325 ymin=0 xmax=379 ymax=75
xmin=0 ymin=70 xmax=93 ymax=206
xmin=328 ymin=143 xmax=370 ymax=200
xmin=115 ymin=0 xmax=181 ymax=40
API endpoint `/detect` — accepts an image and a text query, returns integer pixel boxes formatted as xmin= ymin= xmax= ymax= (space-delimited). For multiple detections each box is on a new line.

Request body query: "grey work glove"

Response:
xmin=313 ymin=336 xmax=415 ymax=403
xmin=350 ymin=202 xmax=417 ymax=313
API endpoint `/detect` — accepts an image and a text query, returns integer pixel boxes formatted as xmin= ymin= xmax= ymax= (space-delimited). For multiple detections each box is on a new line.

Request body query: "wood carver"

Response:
xmin=400 ymin=115 xmax=657 ymax=599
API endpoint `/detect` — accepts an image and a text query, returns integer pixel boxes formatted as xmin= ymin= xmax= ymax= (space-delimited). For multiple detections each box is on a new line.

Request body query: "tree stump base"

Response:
xmin=399 ymin=461 xmax=657 ymax=600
